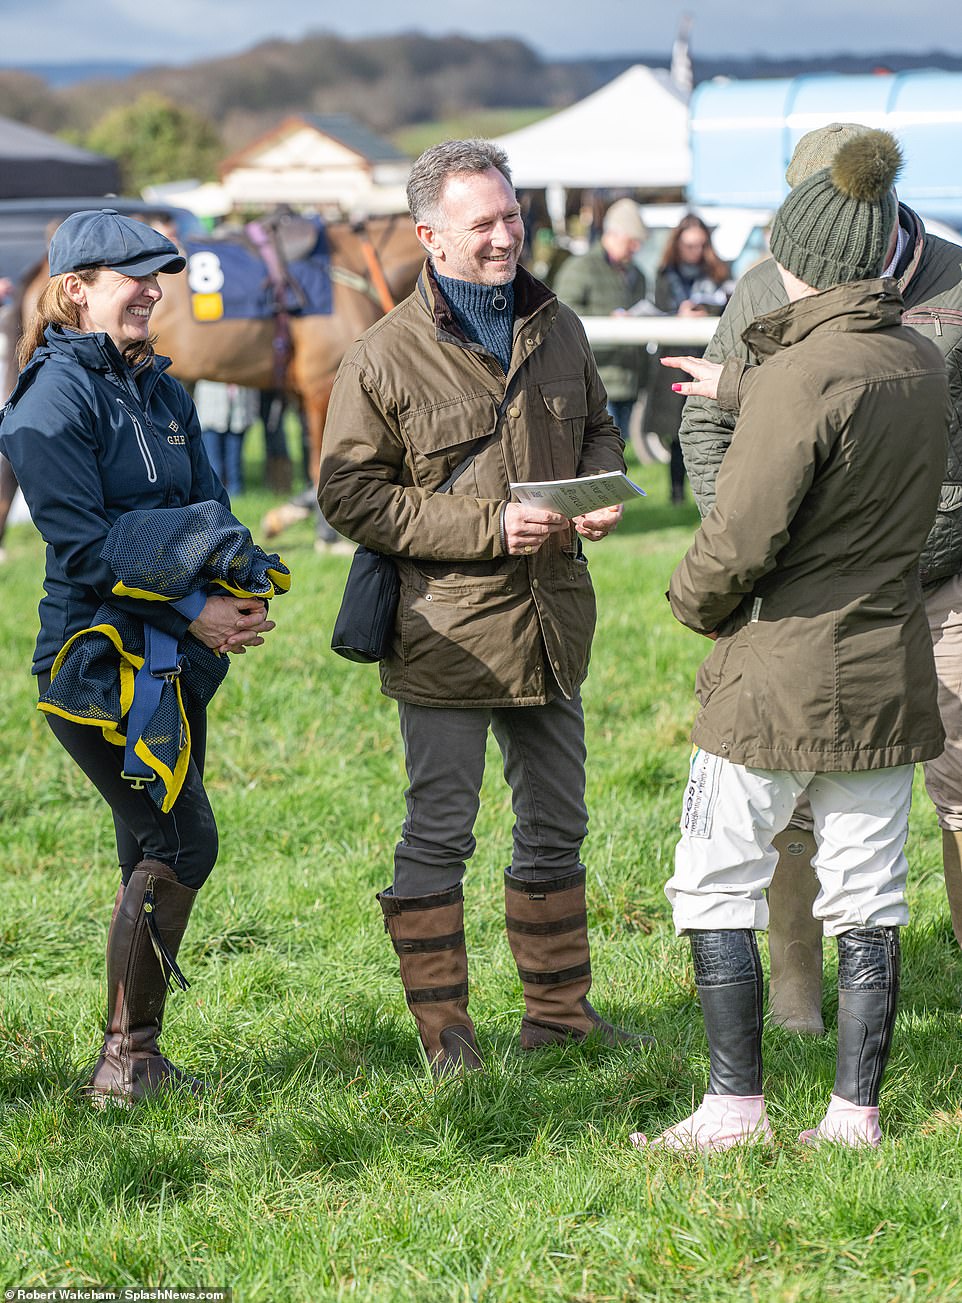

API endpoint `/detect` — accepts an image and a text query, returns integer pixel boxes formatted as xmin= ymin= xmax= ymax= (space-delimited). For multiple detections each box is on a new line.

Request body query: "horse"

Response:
xmin=3 ymin=214 xmax=424 ymax=553
xmin=150 ymin=215 xmax=423 ymax=485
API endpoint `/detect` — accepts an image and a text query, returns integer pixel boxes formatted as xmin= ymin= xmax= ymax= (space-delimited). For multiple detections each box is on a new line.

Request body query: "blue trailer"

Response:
xmin=688 ymin=70 xmax=962 ymax=224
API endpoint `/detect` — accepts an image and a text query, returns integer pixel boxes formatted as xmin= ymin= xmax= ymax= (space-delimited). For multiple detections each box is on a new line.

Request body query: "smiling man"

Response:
xmin=319 ymin=139 xmax=645 ymax=1075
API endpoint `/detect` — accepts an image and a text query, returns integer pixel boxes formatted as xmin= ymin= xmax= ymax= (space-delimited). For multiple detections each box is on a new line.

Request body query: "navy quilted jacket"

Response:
xmin=0 ymin=325 xmax=229 ymax=673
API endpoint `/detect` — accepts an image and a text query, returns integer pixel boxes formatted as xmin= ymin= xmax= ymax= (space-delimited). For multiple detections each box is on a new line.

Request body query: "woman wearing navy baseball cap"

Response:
xmin=1 ymin=210 xmax=281 ymax=1106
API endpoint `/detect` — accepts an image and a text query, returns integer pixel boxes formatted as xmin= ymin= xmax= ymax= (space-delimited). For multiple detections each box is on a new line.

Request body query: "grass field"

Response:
xmin=2 ymin=456 xmax=962 ymax=1302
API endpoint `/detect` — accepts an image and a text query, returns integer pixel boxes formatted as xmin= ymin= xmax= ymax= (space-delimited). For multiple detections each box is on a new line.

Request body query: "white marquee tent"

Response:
xmin=494 ymin=65 xmax=691 ymax=191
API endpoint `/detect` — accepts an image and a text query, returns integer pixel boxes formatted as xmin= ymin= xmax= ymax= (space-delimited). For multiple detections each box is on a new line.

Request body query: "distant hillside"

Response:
xmin=10 ymin=46 xmax=962 ymax=92
xmin=2 ymin=36 xmax=962 ymax=162
xmin=2 ymin=61 xmax=146 ymax=88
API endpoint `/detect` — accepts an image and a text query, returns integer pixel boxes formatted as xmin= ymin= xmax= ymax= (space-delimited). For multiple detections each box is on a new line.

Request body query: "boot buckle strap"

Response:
xmin=407 ymin=981 xmax=469 ymax=1004
xmin=517 ymin=961 xmax=591 ymax=986
xmin=394 ymin=929 xmax=465 ymax=955
xmin=506 ymin=911 xmax=588 ymax=937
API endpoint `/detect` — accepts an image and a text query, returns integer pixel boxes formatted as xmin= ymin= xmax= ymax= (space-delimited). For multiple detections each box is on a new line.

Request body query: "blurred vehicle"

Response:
xmin=0 ymin=197 xmax=204 ymax=284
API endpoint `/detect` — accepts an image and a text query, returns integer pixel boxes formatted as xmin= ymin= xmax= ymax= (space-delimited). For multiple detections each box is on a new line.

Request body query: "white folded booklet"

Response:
xmin=510 ymin=470 xmax=646 ymax=518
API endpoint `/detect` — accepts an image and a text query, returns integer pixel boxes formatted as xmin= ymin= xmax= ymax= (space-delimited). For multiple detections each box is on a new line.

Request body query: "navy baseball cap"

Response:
xmin=48 ymin=208 xmax=187 ymax=278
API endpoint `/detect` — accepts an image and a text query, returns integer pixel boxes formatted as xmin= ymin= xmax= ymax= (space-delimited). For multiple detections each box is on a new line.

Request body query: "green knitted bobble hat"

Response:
xmin=769 ymin=129 xmax=903 ymax=290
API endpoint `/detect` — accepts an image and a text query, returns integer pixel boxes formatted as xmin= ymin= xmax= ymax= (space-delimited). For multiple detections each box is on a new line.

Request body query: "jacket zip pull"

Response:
xmin=143 ymin=875 xmax=190 ymax=991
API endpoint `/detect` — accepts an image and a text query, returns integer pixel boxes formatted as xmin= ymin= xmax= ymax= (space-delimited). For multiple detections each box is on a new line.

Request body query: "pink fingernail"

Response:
xmin=672 ymin=383 xmax=683 ymax=392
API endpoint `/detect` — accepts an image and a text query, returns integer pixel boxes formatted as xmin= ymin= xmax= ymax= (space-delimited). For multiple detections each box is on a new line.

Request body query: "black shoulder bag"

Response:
xmin=330 ymin=399 xmax=510 ymax=663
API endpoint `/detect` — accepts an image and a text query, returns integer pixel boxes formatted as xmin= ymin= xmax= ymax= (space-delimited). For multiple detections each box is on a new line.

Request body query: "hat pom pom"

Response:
xmin=831 ymin=130 xmax=902 ymax=202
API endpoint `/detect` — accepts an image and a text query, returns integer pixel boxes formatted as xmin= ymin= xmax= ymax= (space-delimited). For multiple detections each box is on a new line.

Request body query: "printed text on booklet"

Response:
xmin=509 ymin=470 xmax=646 ymax=519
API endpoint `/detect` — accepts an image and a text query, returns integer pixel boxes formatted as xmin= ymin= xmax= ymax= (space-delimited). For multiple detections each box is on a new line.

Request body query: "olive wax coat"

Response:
xmin=319 ymin=263 xmax=625 ymax=708
xmin=669 ymin=280 xmax=948 ymax=771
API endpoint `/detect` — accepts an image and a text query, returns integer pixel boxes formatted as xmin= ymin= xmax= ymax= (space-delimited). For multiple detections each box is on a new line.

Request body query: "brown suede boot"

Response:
xmin=86 ymin=859 xmax=203 ymax=1107
xmin=941 ymin=829 xmax=962 ymax=949
xmin=767 ymin=830 xmax=825 ymax=1036
xmin=504 ymin=867 xmax=649 ymax=1050
xmin=377 ymin=884 xmax=483 ymax=1077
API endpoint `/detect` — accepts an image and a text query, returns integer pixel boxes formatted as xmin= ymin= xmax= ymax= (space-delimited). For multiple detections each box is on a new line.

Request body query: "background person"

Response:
xmin=259 ymin=386 xmax=299 ymax=494
xmin=0 ymin=209 xmax=276 ymax=1106
xmin=635 ymin=131 xmax=947 ymax=1150
xmin=319 ymin=139 xmax=644 ymax=1076
xmin=194 ymin=379 xmax=258 ymax=497
xmin=645 ymin=214 xmax=732 ymax=504
xmin=678 ymin=122 xmax=962 ymax=1037
xmin=553 ymin=197 xmax=649 ymax=442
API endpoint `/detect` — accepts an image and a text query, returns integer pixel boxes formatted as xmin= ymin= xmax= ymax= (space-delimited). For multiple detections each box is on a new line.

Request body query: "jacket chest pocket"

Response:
xmin=401 ymin=392 xmax=500 ymax=491
xmin=112 ymin=398 xmax=159 ymax=484
xmin=109 ymin=398 xmax=192 ymax=502
xmin=538 ymin=378 xmax=588 ymax=479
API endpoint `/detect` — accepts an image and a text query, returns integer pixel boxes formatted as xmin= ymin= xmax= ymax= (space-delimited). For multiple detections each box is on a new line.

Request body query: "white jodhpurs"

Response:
xmin=666 ymin=749 xmax=915 ymax=937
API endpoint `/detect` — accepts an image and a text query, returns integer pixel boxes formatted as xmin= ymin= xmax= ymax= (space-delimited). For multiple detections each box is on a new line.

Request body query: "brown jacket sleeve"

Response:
xmin=669 ymin=360 xmax=825 ymax=634
xmin=318 ymin=361 xmax=507 ymax=560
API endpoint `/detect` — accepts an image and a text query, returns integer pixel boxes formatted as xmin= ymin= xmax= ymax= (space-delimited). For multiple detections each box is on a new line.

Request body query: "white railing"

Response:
xmin=579 ymin=315 xmax=718 ymax=346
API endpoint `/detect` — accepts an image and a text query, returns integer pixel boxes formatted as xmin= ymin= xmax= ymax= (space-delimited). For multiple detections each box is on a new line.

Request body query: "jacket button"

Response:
xmin=532 ymin=578 xmax=539 ymax=588
xmin=553 ymin=659 xmax=561 ymax=670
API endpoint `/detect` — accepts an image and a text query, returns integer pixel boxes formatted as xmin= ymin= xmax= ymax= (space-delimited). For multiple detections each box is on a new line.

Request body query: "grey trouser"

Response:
xmin=394 ymin=692 xmax=589 ymax=896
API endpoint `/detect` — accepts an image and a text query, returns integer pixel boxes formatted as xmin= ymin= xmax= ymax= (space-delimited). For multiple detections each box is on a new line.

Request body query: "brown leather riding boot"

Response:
xmin=377 ymin=883 xmax=483 ymax=1077
xmin=504 ymin=866 xmax=649 ymax=1050
xmin=86 ymin=859 xmax=203 ymax=1106
xmin=941 ymin=829 xmax=962 ymax=950
xmin=767 ymin=830 xmax=825 ymax=1036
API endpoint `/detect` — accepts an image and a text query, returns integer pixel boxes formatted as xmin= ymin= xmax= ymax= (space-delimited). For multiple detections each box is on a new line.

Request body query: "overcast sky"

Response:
xmin=4 ymin=0 xmax=960 ymax=66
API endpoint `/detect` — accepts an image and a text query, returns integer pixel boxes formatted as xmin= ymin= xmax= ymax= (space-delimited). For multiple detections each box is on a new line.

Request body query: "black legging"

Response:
xmin=37 ymin=672 xmax=218 ymax=889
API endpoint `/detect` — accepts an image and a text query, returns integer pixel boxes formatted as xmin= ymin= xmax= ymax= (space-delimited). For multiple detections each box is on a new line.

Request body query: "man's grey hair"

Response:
xmin=406 ymin=138 xmax=513 ymax=228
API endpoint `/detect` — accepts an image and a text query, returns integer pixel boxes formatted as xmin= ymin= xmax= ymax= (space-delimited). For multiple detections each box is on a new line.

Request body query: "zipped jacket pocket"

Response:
xmin=903 ymin=307 xmax=962 ymax=337
xmin=117 ymin=397 xmax=157 ymax=482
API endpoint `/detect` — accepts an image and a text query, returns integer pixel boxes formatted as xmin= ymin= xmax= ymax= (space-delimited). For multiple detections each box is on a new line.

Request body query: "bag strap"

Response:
xmin=122 ymin=590 xmax=207 ymax=788
xmin=436 ymin=389 xmax=515 ymax=494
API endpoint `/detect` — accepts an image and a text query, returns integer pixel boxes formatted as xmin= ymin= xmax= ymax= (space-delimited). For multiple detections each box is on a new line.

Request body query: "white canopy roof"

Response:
xmin=494 ymin=65 xmax=691 ymax=191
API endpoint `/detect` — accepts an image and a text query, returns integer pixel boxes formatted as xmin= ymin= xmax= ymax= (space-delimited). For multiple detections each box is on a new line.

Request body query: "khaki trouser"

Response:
xmin=923 ymin=572 xmax=962 ymax=831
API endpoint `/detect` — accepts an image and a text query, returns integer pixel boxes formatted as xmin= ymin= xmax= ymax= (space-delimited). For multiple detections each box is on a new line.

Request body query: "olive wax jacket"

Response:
xmin=670 ymin=281 xmax=948 ymax=771
xmin=679 ymin=206 xmax=962 ymax=589
xmin=319 ymin=263 xmax=625 ymax=707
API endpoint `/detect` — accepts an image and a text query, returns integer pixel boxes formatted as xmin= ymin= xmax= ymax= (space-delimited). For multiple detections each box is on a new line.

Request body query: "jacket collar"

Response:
xmin=743 ymin=279 xmax=905 ymax=358
xmin=39 ymin=323 xmax=173 ymax=379
xmin=418 ymin=260 xmax=554 ymax=337
xmin=44 ymin=323 xmax=132 ymax=373
xmin=894 ymin=203 xmax=926 ymax=292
